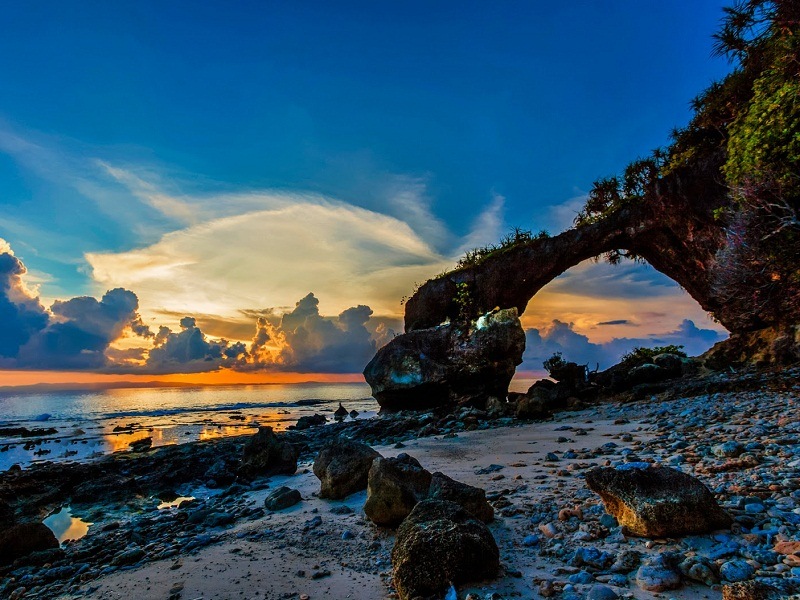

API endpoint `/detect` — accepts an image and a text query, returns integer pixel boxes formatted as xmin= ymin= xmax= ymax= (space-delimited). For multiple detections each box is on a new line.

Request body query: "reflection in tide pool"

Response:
xmin=157 ymin=496 xmax=195 ymax=509
xmin=43 ymin=506 xmax=92 ymax=543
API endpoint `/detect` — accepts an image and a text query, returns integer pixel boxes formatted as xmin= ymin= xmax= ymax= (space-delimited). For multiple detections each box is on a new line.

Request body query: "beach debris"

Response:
xmin=364 ymin=453 xmax=431 ymax=527
xmin=391 ymin=499 xmax=499 ymax=600
xmin=585 ymin=464 xmax=732 ymax=537
xmin=264 ymin=486 xmax=302 ymax=511
xmin=312 ymin=439 xmax=381 ymax=499
xmin=240 ymin=426 xmax=298 ymax=477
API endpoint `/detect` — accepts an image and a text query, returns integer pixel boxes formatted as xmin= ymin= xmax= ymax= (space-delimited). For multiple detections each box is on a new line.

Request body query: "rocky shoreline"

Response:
xmin=0 ymin=367 xmax=799 ymax=599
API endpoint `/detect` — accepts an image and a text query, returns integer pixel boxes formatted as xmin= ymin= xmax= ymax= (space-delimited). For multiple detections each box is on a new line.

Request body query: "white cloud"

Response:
xmin=86 ymin=196 xmax=452 ymax=323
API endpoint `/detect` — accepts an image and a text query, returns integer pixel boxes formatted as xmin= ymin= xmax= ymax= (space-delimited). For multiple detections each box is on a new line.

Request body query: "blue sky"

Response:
xmin=0 ymin=2 xmax=733 ymax=377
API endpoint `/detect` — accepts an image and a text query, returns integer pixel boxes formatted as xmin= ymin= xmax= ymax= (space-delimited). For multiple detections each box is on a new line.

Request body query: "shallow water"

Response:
xmin=43 ymin=506 xmax=92 ymax=544
xmin=0 ymin=382 xmax=377 ymax=471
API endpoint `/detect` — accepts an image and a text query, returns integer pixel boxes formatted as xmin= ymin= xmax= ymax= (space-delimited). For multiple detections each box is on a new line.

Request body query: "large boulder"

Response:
xmin=364 ymin=454 xmax=432 ymax=527
xmin=392 ymin=499 xmax=499 ymax=600
xmin=313 ymin=440 xmax=382 ymax=499
xmin=585 ymin=465 xmax=731 ymax=537
xmin=427 ymin=472 xmax=493 ymax=523
xmin=240 ymin=426 xmax=298 ymax=478
xmin=0 ymin=522 xmax=59 ymax=565
xmin=363 ymin=308 xmax=525 ymax=410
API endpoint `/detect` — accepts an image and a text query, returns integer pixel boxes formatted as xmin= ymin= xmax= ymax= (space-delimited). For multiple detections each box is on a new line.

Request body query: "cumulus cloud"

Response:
xmin=521 ymin=318 xmax=727 ymax=372
xmin=0 ymin=243 xmax=49 ymax=360
xmin=0 ymin=240 xmax=151 ymax=370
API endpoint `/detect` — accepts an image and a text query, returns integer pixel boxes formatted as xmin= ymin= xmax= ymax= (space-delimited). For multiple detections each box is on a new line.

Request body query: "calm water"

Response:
xmin=0 ymin=382 xmax=377 ymax=471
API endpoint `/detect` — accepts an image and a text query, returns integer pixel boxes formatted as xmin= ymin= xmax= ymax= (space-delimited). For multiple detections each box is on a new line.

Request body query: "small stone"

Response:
xmin=635 ymin=555 xmax=682 ymax=592
xmin=720 ymin=559 xmax=755 ymax=583
xmin=587 ymin=584 xmax=619 ymax=600
xmin=264 ymin=486 xmax=302 ymax=511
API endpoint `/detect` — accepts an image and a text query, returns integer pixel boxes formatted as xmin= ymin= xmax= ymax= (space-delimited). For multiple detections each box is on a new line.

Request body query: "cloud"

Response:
xmin=1 ymin=239 xmax=151 ymax=369
xmin=0 ymin=242 xmax=50 ymax=360
xmin=521 ymin=318 xmax=727 ymax=372
xmin=598 ymin=319 xmax=631 ymax=326
xmin=86 ymin=198 xmax=453 ymax=322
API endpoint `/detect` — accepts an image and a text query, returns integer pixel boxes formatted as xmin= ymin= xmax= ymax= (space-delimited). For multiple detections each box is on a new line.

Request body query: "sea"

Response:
xmin=0 ymin=378 xmax=537 ymax=472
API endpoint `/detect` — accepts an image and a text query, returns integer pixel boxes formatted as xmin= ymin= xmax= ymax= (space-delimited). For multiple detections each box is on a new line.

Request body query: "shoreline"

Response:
xmin=1 ymin=368 xmax=798 ymax=599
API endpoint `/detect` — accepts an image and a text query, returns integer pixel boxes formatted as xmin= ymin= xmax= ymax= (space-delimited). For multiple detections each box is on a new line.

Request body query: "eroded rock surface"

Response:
xmin=585 ymin=464 xmax=732 ymax=537
xmin=364 ymin=454 xmax=432 ymax=527
xmin=391 ymin=499 xmax=499 ymax=600
xmin=363 ymin=308 xmax=525 ymax=409
xmin=239 ymin=426 xmax=298 ymax=478
xmin=313 ymin=439 xmax=381 ymax=500
xmin=427 ymin=471 xmax=493 ymax=523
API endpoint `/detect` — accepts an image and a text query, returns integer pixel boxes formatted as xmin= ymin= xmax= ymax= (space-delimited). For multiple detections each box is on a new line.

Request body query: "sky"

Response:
xmin=0 ymin=1 xmax=733 ymax=386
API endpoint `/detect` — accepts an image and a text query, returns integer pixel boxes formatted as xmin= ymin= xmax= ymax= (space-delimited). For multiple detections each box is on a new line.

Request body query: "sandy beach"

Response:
xmin=11 ymin=374 xmax=789 ymax=600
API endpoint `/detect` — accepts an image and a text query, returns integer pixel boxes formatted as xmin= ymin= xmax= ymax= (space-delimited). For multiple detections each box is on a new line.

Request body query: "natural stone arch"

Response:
xmin=405 ymin=172 xmax=729 ymax=333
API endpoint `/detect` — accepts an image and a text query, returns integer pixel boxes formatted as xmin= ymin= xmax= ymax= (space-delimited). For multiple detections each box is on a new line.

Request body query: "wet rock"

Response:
xmin=0 ymin=522 xmax=59 ymax=565
xmin=264 ymin=486 xmax=301 ymax=511
xmin=295 ymin=413 xmax=327 ymax=430
xmin=585 ymin=464 xmax=732 ymax=537
xmin=129 ymin=437 xmax=152 ymax=452
xmin=427 ymin=472 xmax=493 ymax=523
xmin=635 ymin=554 xmax=682 ymax=592
xmin=112 ymin=546 xmax=145 ymax=566
xmin=312 ymin=439 xmax=381 ymax=500
xmin=363 ymin=308 xmax=525 ymax=410
xmin=391 ymin=499 xmax=499 ymax=600
xmin=205 ymin=458 xmax=236 ymax=487
xmin=364 ymin=454 xmax=432 ymax=527
xmin=240 ymin=426 xmax=298 ymax=478
xmin=334 ymin=403 xmax=348 ymax=419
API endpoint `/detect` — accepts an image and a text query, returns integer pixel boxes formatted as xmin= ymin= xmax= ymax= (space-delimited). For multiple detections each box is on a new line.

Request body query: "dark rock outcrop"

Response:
xmin=585 ymin=465 xmax=732 ymax=537
xmin=364 ymin=454 xmax=432 ymax=527
xmin=722 ymin=580 xmax=800 ymax=600
xmin=363 ymin=308 xmax=525 ymax=410
xmin=391 ymin=499 xmax=499 ymax=600
xmin=0 ymin=522 xmax=59 ymax=566
xmin=239 ymin=426 xmax=298 ymax=478
xmin=313 ymin=440 xmax=381 ymax=500
xmin=264 ymin=486 xmax=302 ymax=511
xmin=294 ymin=413 xmax=327 ymax=430
xmin=427 ymin=472 xmax=493 ymax=523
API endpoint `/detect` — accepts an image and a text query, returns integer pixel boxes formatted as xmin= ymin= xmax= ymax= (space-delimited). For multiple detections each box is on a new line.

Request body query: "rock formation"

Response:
xmin=363 ymin=307 xmax=525 ymax=410
xmin=239 ymin=426 xmax=298 ymax=478
xmin=391 ymin=499 xmax=499 ymax=600
xmin=312 ymin=439 xmax=381 ymax=500
xmin=585 ymin=464 xmax=732 ymax=537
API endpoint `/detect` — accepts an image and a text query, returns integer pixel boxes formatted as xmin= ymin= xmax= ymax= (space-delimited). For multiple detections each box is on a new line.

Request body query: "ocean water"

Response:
xmin=0 ymin=382 xmax=377 ymax=471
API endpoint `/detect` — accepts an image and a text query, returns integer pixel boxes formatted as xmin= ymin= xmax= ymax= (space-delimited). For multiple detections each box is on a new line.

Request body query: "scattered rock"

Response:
xmin=391 ymin=499 xmax=499 ymax=600
xmin=313 ymin=440 xmax=381 ymax=500
xmin=585 ymin=464 xmax=732 ymax=537
xmin=240 ymin=426 xmax=298 ymax=477
xmin=264 ymin=486 xmax=302 ymax=511
xmin=334 ymin=403 xmax=348 ymax=419
xmin=295 ymin=413 xmax=327 ymax=430
xmin=364 ymin=454 xmax=432 ymax=527
xmin=635 ymin=554 xmax=682 ymax=592
xmin=0 ymin=522 xmax=59 ymax=565
xmin=427 ymin=471 xmax=493 ymax=523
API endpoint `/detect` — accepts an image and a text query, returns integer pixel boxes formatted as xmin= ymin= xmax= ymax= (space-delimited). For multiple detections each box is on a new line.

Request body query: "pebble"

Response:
xmin=720 ymin=559 xmax=756 ymax=582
